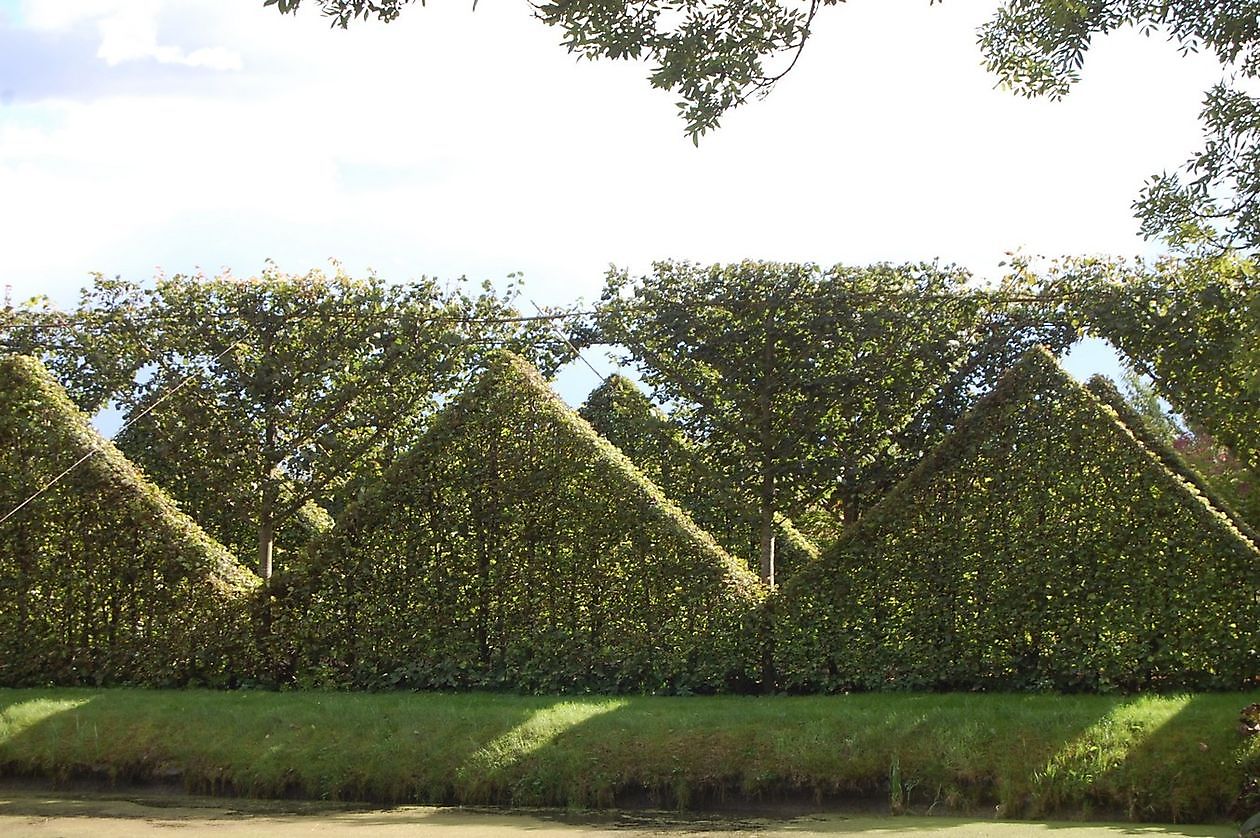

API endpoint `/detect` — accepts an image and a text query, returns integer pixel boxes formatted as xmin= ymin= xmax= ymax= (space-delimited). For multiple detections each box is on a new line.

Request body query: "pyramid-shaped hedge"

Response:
xmin=773 ymin=347 xmax=1260 ymax=692
xmin=1085 ymin=374 xmax=1260 ymax=544
xmin=580 ymin=374 xmax=819 ymax=583
xmin=113 ymin=380 xmax=335 ymax=573
xmin=0 ymin=355 xmax=258 ymax=687
xmin=285 ymin=352 xmax=764 ymax=693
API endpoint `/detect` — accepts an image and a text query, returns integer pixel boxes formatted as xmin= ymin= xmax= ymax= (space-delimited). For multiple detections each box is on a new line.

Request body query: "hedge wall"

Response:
xmin=114 ymin=383 xmax=334 ymax=573
xmin=773 ymin=347 xmax=1260 ymax=693
xmin=0 ymin=355 xmax=258 ymax=687
xmin=1085 ymin=374 xmax=1260 ymax=545
xmin=579 ymin=374 xmax=819 ymax=582
xmin=281 ymin=352 xmax=765 ymax=693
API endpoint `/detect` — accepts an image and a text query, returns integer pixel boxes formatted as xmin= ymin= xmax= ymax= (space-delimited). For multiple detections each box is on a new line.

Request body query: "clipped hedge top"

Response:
xmin=1085 ymin=373 xmax=1260 ymax=549
xmin=320 ymin=350 xmax=764 ymax=599
xmin=811 ymin=345 xmax=1260 ymax=562
xmin=579 ymin=372 xmax=819 ymax=571
xmin=773 ymin=345 xmax=1259 ymax=692
xmin=0 ymin=353 xmax=258 ymax=594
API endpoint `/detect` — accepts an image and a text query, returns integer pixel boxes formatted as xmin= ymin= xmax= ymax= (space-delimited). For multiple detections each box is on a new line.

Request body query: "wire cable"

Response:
xmin=0 ymin=340 xmax=243 ymax=528
xmin=529 ymin=298 xmax=608 ymax=385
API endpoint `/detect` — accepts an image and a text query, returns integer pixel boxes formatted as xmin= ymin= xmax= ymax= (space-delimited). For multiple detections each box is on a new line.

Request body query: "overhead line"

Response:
xmin=529 ymin=298 xmax=607 ymax=385
xmin=0 ymin=341 xmax=243 ymax=529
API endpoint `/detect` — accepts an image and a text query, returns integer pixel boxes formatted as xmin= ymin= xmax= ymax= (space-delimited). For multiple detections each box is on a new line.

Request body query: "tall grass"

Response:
xmin=0 ymin=689 xmax=1255 ymax=824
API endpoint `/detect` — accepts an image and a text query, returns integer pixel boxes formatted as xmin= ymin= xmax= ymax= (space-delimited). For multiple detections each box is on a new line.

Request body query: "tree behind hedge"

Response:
xmin=1063 ymin=254 xmax=1259 ymax=475
xmin=595 ymin=260 xmax=1077 ymax=583
xmin=114 ymin=377 xmax=334 ymax=573
xmin=1087 ymin=374 xmax=1260 ymax=544
xmin=774 ymin=347 xmax=1260 ymax=693
xmin=0 ymin=355 xmax=258 ymax=687
xmin=282 ymin=351 xmax=764 ymax=693
xmin=3 ymin=268 xmax=578 ymax=581
xmin=579 ymin=373 xmax=819 ymax=584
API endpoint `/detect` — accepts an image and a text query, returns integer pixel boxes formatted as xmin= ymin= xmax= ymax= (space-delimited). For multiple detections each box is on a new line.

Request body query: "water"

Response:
xmin=0 ymin=792 xmax=1237 ymax=837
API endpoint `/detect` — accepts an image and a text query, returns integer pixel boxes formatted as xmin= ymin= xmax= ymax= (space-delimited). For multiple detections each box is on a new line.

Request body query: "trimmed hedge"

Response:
xmin=114 ymin=381 xmax=335 ymax=573
xmin=4 ymin=348 xmax=1256 ymax=696
xmin=773 ymin=347 xmax=1260 ymax=693
xmin=1086 ymin=374 xmax=1260 ymax=545
xmin=580 ymin=374 xmax=820 ymax=582
xmin=0 ymin=355 xmax=258 ymax=687
xmin=280 ymin=352 xmax=764 ymax=693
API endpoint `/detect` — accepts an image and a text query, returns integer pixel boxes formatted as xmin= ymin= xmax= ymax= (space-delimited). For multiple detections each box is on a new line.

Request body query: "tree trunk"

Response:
xmin=258 ymin=458 xmax=277 ymax=580
xmin=836 ymin=488 xmax=859 ymax=529
xmin=258 ymin=311 xmax=278 ymax=583
xmin=758 ymin=301 xmax=777 ymax=587
xmin=758 ymin=487 xmax=775 ymax=588
xmin=257 ymin=517 xmax=274 ymax=581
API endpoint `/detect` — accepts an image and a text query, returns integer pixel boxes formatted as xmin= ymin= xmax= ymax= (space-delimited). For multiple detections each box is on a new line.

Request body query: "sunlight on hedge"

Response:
xmin=0 ymin=356 xmax=257 ymax=688
xmin=775 ymin=348 xmax=1260 ymax=692
xmin=284 ymin=352 xmax=763 ymax=693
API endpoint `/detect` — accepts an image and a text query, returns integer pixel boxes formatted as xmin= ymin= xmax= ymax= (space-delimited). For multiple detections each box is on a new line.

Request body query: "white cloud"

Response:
xmin=0 ymin=0 xmax=1231 ymax=315
xmin=21 ymin=0 xmax=241 ymax=70
xmin=20 ymin=0 xmax=120 ymax=30
xmin=96 ymin=2 xmax=242 ymax=69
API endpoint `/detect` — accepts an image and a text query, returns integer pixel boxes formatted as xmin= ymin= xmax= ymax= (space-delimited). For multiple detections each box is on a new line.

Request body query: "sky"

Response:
xmin=0 ymin=0 xmax=1230 ymax=405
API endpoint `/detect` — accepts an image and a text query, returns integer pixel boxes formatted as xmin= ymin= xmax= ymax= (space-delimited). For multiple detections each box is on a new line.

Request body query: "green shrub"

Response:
xmin=114 ymin=381 xmax=335 ymax=573
xmin=774 ymin=347 xmax=1260 ymax=693
xmin=580 ymin=374 xmax=819 ymax=582
xmin=0 ymin=355 xmax=258 ymax=687
xmin=280 ymin=352 xmax=764 ymax=693
xmin=1087 ymin=374 xmax=1260 ymax=544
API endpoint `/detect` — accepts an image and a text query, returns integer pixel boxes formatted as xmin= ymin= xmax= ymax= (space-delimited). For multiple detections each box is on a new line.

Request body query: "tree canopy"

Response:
xmin=2 ymin=267 xmax=574 ymax=579
xmin=1052 ymin=252 xmax=1260 ymax=475
xmin=579 ymin=373 xmax=820 ymax=582
xmin=592 ymin=259 xmax=1075 ymax=581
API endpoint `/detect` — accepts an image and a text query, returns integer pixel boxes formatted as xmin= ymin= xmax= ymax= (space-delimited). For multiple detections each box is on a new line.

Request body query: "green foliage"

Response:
xmin=1 ymin=277 xmax=155 ymax=413
xmin=0 ymin=355 xmax=258 ymax=687
xmin=110 ymin=267 xmax=466 ymax=580
xmin=595 ymin=260 xmax=1076 ymax=579
xmin=6 ymin=267 xmax=575 ymax=580
xmin=282 ymin=351 xmax=764 ymax=694
xmin=1088 ymin=374 xmax=1260 ymax=544
xmin=774 ymin=348 xmax=1260 ymax=693
xmin=1118 ymin=368 xmax=1180 ymax=446
xmin=1063 ymin=254 xmax=1259 ymax=475
xmin=979 ymin=1 xmax=1260 ymax=249
xmin=579 ymin=373 xmax=819 ymax=582
xmin=1170 ymin=428 xmax=1260 ymax=537
xmin=113 ymin=376 xmax=335 ymax=570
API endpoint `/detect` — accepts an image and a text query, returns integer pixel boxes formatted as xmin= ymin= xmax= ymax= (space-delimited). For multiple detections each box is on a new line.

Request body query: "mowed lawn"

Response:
xmin=0 ymin=689 xmax=1256 ymax=825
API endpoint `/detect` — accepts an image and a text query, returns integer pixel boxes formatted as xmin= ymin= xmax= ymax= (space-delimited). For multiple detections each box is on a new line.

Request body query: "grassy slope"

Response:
xmin=0 ymin=690 xmax=1256 ymax=824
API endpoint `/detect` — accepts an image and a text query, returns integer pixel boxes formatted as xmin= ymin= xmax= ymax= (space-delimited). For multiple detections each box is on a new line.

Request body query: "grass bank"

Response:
xmin=0 ymin=689 xmax=1256 ymax=824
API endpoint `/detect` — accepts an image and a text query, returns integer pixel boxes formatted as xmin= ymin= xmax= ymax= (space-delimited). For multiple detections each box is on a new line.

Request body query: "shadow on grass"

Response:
xmin=461 ymin=693 xmax=1129 ymax=814
xmin=495 ymin=692 xmax=1254 ymax=826
xmin=0 ymin=688 xmax=548 ymax=802
xmin=0 ymin=689 xmax=1254 ymax=830
xmin=1039 ymin=693 xmax=1259 ymax=824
